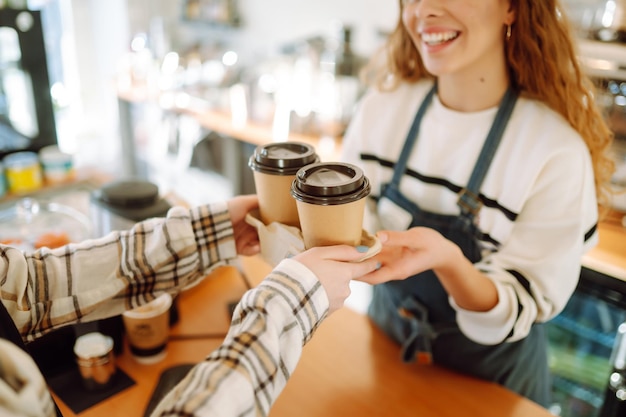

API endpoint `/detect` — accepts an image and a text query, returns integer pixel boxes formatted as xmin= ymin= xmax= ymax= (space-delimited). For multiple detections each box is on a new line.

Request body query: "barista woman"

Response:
xmin=342 ymin=0 xmax=615 ymax=407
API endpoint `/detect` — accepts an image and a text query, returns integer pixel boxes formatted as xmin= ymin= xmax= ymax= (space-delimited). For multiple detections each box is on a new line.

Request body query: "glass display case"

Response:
xmin=547 ymin=267 xmax=626 ymax=417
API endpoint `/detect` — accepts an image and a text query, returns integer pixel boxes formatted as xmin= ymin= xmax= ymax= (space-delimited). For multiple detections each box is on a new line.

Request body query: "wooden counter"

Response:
xmin=583 ymin=209 xmax=626 ymax=282
xmin=53 ymin=256 xmax=554 ymax=417
xmin=272 ymin=312 xmax=545 ymax=417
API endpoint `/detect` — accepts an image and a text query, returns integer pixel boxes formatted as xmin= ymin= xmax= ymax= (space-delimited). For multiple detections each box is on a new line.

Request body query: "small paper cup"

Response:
xmin=122 ymin=293 xmax=172 ymax=364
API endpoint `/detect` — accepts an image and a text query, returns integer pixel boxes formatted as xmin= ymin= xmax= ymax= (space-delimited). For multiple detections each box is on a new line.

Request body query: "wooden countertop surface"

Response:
xmin=53 ymin=256 xmax=554 ymax=417
xmin=583 ymin=209 xmax=626 ymax=281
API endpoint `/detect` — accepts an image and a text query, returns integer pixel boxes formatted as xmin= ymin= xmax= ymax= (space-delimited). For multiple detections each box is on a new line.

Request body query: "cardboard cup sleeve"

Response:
xmin=246 ymin=210 xmax=381 ymax=267
xmin=246 ymin=210 xmax=306 ymax=267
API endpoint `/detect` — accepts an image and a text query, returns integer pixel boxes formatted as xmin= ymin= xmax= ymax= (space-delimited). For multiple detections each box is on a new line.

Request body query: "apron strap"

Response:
xmin=458 ymin=87 xmax=519 ymax=217
xmin=388 ymin=83 xmax=518 ymax=218
xmin=389 ymin=84 xmax=437 ymax=187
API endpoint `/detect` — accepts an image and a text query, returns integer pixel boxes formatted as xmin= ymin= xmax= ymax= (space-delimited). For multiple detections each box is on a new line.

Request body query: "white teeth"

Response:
xmin=421 ymin=31 xmax=459 ymax=45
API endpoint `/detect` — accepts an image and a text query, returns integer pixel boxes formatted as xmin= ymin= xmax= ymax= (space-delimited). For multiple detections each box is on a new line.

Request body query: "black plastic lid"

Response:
xmin=290 ymin=162 xmax=370 ymax=205
xmin=248 ymin=142 xmax=319 ymax=175
xmin=94 ymin=180 xmax=159 ymax=208
xmin=91 ymin=180 xmax=171 ymax=221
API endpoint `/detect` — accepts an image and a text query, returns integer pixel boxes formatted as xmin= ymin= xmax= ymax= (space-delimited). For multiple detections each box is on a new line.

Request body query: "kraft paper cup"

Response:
xmin=248 ymin=142 xmax=319 ymax=227
xmin=122 ymin=292 xmax=172 ymax=364
xmin=291 ymin=162 xmax=371 ymax=249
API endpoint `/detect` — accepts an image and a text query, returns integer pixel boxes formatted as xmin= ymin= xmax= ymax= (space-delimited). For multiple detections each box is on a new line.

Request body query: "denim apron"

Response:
xmin=368 ymin=84 xmax=551 ymax=407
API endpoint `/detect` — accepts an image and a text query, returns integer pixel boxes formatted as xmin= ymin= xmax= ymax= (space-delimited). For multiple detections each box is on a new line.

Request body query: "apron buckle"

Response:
xmin=416 ymin=351 xmax=433 ymax=365
xmin=457 ymin=188 xmax=483 ymax=216
xmin=397 ymin=302 xmax=435 ymax=364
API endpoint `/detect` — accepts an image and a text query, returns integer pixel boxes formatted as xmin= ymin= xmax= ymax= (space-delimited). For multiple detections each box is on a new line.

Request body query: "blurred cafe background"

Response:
xmin=2 ymin=1 xmax=626 ymax=417
xmin=0 ymin=0 xmax=395 ymax=205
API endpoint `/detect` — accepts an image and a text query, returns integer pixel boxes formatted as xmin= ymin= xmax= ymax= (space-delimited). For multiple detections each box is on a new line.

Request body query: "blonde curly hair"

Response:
xmin=363 ymin=0 xmax=615 ymax=210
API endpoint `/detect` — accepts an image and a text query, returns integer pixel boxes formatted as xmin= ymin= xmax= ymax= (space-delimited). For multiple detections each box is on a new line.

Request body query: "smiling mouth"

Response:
xmin=421 ymin=31 xmax=460 ymax=46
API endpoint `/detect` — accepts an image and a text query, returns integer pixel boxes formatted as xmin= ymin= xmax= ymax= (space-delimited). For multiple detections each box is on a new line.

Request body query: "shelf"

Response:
xmin=548 ymin=342 xmax=612 ymax=392
xmin=0 ymin=169 xmax=108 ymax=206
xmin=552 ymin=374 xmax=604 ymax=411
xmin=550 ymin=313 xmax=617 ymax=350
xmin=116 ymin=86 xmax=344 ymax=165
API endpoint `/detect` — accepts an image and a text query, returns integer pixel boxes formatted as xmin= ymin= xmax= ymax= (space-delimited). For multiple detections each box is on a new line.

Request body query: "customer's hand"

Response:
xmin=292 ymin=246 xmax=380 ymax=314
xmin=227 ymin=195 xmax=260 ymax=256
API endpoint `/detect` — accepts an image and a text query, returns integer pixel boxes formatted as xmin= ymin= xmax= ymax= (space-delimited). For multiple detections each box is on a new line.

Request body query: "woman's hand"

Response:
xmin=292 ymin=245 xmax=380 ymax=314
xmin=227 ymin=195 xmax=260 ymax=256
xmin=355 ymin=227 xmax=463 ymax=285
xmin=356 ymin=228 xmax=499 ymax=311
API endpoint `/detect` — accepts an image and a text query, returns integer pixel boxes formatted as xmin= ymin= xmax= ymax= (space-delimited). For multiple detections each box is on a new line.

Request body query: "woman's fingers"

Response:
xmin=377 ymin=229 xmax=423 ymax=248
xmin=298 ymin=246 xmax=380 ymax=275
xmin=353 ymin=265 xmax=397 ymax=285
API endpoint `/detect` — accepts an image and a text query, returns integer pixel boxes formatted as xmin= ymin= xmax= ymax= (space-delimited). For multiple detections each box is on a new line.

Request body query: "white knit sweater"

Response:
xmin=341 ymin=80 xmax=599 ymax=345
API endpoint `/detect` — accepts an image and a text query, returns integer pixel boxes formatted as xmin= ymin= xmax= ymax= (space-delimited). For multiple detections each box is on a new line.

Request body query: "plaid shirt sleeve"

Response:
xmin=0 ymin=201 xmax=238 ymax=342
xmin=150 ymin=258 xmax=330 ymax=417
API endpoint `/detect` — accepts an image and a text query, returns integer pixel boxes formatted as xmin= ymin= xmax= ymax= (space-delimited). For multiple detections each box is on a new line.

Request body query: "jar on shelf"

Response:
xmin=3 ymin=151 xmax=43 ymax=194
xmin=38 ymin=145 xmax=75 ymax=185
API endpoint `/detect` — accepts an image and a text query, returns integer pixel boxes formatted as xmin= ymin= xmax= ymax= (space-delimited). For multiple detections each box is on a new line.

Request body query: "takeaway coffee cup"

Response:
xmin=122 ymin=292 xmax=172 ymax=364
xmin=291 ymin=162 xmax=371 ymax=249
xmin=248 ymin=142 xmax=319 ymax=227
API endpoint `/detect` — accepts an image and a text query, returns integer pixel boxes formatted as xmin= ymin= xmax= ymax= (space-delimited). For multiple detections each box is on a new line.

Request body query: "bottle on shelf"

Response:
xmin=317 ymin=22 xmax=364 ymax=137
